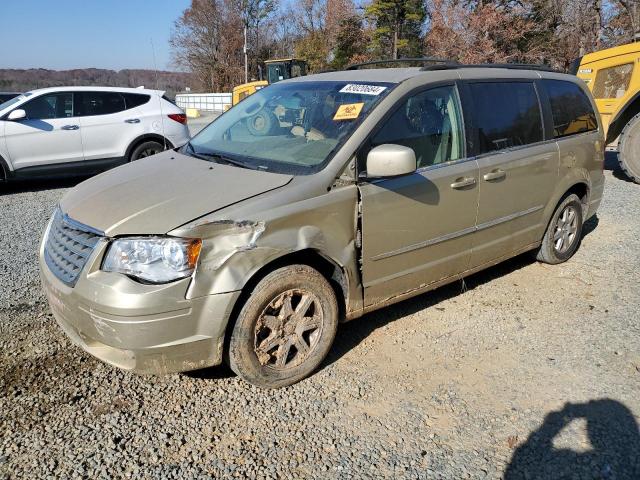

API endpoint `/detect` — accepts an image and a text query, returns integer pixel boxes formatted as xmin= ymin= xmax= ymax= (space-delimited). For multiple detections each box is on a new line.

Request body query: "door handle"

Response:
xmin=125 ymin=118 xmax=140 ymax=124
xmin=450 ymin=177 xmax=477 ymax=189
xmin=483 ymin=169 xmax=506 ymax=181
xmin=61 ymin=125 xmax=79 ymax=130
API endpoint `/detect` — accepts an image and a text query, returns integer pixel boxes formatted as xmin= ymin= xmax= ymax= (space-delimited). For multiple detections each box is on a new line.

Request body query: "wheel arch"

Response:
xmin=0 ymin=153 xmax=11 ymax=181
xmin=227 ymin=248 xmax=349 ymax=324
xmin=125 ymin=134 xmax=174 ymax=161
xmin=220 ymin=248 xmax=350 ymax=362
xmin=543 ymin=179 xmax=590 ymax=233
xmin=608 ymin=94 xmax=640 ymax=144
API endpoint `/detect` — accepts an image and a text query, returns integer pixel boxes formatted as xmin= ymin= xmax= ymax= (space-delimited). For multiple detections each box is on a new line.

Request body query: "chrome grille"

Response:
xmin=44 ymin=209 xmax=102 ymax=286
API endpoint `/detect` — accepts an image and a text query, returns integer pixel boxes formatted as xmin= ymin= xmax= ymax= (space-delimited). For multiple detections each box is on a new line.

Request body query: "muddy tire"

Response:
xmin=129 ymin=140 xmax=164 ymax=161
xmin=228 ymin=265 xmax=338 ymax=389
xmin=536 ymin=194 xmax=584 ymax=264
xmin=618 ymin=113 xmax=640 ymax=183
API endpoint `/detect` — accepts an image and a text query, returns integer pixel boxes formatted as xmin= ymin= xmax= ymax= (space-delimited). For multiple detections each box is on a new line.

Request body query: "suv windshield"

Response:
xmin=0 ymin=92 xmax=31 ymax=113
xmin=187 ymin=81 xmax=393 ymax=174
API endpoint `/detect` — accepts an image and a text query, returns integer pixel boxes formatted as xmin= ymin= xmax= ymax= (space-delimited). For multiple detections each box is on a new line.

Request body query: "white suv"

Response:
xmin=0 ymin=86 xmax=189 ymax=181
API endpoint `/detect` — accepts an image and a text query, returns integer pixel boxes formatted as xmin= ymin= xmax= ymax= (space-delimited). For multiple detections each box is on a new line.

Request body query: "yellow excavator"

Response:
xmin=232 ymin=58 xmax=307 ymax=106
xmin=574 ymin=41 xmax=640 ymax=183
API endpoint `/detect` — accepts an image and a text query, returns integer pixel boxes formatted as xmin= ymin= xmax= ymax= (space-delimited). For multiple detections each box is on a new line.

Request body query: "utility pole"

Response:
xmin=244 ymin=24 xmax=248 ymax=83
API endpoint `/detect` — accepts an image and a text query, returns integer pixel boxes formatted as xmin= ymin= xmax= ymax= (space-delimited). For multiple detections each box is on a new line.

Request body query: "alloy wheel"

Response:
xmin=254 ymin=289 xmax=323 ymax=370
xmin=553 ymin=204 xmax=579 ymax=254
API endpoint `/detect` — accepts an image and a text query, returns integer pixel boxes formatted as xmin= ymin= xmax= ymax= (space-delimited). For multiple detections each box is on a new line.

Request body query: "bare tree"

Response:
xmin=170 ymin=0 xmax=243 ymax=91
xmin=618 ymin=0 xmax=640 ymax=39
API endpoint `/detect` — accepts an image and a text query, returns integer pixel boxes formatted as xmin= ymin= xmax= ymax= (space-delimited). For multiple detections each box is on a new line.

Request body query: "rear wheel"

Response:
xmin=228 ymin=265 xmax=338 ymax=389
xmin=618 ymin=113 xmax=640 ymax=183
xmin=129 ymin=140 xmax=164 ymax=161
xmin=536 ymin=193 xmax=584 ymax=264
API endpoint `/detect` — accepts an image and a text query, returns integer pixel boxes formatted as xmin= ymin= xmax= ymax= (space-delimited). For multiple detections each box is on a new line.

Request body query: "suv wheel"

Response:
xmin=618 ymin=112 xmax=640 ymax=183
xmin=228 ymin=265 xmax=338 ymax=389
xmin=536 ymin=193 xmax=584 ymax=264
xmin=129 ymin=140 xmax=164 ymax=161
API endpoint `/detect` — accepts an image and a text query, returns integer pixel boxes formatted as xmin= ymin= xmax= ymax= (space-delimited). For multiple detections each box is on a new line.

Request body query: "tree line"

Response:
xmin=0 ymin=69 xmax=191 ymax=98
xmin=170 ymin=0 xmax=640 ymax=92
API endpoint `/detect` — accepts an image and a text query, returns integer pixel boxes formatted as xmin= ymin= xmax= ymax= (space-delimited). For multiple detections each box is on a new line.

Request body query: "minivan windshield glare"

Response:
xmin=186 ymin=81 xmax=393 ymax=174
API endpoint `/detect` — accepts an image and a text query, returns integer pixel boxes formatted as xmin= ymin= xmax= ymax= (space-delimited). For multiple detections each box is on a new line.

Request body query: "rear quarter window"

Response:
xmin=468 ymin=82 xmax=543 ymax=154
xmin=541 ymin=80 xmax=598 ymax=138
xmin=123 ymin=93 xmax=150 ymax=109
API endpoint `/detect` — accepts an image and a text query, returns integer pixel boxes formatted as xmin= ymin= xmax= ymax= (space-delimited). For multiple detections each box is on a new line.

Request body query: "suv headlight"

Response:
xmin=102 ymin=237 xmax=202 ymax=283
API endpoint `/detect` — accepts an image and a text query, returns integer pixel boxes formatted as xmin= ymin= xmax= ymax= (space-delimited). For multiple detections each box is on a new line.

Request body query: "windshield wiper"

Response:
xmin=185 ymin=143 xmax=256 ymax=170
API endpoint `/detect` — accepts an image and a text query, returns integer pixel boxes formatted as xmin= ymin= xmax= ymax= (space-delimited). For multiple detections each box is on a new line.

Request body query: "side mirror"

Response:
xmin=366 ymin=144 xmax=417 ymax=178
xmin=7 ymin=109 xmax=26 ymax=121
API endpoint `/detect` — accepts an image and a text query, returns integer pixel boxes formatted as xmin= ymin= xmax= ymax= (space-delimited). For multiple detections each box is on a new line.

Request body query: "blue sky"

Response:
xmin=0 ymin=0 xmax=191 ymax=71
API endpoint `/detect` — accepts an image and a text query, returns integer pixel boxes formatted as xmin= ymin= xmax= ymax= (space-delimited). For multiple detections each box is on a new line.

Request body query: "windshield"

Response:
xmin=0 ymin=93 xmax=31 ymax=113
xmin=187 ymin=81 xmax=393 ymax=174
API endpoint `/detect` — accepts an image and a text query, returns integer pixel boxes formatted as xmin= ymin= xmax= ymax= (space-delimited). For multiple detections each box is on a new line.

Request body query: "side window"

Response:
xmin=469 ymin=82 xmax=543 ymax=154
xmin=370 ymin=85 xmax=465 ymax=168
xmin=592 ymin=63 xmax=633 ymax=99
xmin=78 ymin=92 xmax=125 ymax=116
xmin=22 ymin=93 xmax=74 ymax=120
xmin=123 ymin=93 xmax=151 ymax=109
xmin=542 ymin=80 xmax=598 ymax=138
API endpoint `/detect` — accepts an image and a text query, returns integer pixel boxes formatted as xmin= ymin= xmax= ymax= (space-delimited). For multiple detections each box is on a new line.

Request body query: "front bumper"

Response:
xmin=39 ymin=239 xmax=241 ymax=375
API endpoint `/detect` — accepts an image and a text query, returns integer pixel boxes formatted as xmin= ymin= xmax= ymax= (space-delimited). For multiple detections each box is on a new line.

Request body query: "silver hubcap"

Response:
xmin=254 ymin=289 xmax=323 ymax=370
xmin=553 ymin=205 xmax=579 ymax=254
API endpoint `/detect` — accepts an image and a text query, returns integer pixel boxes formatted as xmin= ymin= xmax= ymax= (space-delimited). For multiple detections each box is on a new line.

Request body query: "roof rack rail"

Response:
xmin=346 ymin=57 xmax=458 ymax=70
xmin=421 ymin=63 xmax=560 ymax=73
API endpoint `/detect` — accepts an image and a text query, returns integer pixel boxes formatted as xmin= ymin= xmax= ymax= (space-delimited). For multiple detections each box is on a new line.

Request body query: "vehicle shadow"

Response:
xmin=188 ymin=254 xmax=538 ymax=382
xmin=323 ymin=251 xmax=537 ymax=370
xmin=0 ymin=176 xmax=87 ymax=196
xmin=504 ymin=399 xmax=640 ymax=479
xmin=183 ymin=364 xmax=235 ymax=380
xmin=604 ymin=150 xmax=636 ymax=183
xmin=582 ymin=213 xmax=599 ymax=238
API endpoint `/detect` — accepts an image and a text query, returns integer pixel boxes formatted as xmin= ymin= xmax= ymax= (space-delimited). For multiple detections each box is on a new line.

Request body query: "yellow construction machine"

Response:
xmin=232 ymin=58 xmax=307 ymax=106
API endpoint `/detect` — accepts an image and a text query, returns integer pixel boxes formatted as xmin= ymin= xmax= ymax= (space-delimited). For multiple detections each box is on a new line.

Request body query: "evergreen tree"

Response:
xmin=365 ymin=0 xmax=427 ymax=59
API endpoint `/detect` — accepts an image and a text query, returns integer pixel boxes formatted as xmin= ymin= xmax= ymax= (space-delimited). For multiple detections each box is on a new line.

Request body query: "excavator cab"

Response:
xmin=265 ymin=58 xmax=307 ymax=84
xmin=232 ymin=58 xmax=307 ymax=106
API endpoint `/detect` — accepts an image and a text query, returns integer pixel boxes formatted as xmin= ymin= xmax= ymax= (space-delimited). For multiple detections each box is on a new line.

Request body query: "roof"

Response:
xmin=581 ymin=42 xmax=640 ymax=65
xmin=287 ymin=67 xmax=426 ymax=84
xmin=287 ymin=66 xmax=573 ymax=85
xmin=24 ymin=86 xmax=165 ymax=96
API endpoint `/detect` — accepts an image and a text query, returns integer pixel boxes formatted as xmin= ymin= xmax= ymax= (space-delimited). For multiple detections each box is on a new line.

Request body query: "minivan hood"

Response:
xmin=60 ymin=151 xmax=293 ymax=236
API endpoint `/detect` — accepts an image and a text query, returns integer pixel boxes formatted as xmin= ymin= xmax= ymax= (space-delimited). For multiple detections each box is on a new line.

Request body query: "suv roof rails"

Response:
xmin=421 ymin=63 xmax=560 ymax=73
xmin=346 ymin=58 xmax=458 ymax=70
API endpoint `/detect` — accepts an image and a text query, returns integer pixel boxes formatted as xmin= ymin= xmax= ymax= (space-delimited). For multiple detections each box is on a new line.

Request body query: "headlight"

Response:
xmin=102 ymin=237 xmax=202 ymax=283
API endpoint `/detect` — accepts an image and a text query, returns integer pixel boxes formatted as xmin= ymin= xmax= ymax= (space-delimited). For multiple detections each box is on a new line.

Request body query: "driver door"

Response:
xmin=4 ymin=92 xmax=84 ymax=170
xmin=358 ymin=84 xmax=479 ymax=307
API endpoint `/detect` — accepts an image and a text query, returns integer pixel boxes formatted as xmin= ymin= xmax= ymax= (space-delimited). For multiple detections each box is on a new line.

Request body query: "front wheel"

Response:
xmin=536 ymin=194 xmax=584 ymax=264
xmin=228 ymin=265 xmax=338 ymax=389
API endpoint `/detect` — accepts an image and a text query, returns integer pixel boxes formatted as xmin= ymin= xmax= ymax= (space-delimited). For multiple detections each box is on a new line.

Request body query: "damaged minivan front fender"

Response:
xmin=170 ymin=184 xmax=364 ymax=318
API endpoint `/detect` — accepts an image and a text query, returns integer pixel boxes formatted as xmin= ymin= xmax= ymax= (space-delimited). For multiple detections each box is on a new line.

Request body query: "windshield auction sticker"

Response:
xmin=334 ymin=103 xmax=365 ymax=120
xmin=339 ymin=84 xmax=387 ymax=96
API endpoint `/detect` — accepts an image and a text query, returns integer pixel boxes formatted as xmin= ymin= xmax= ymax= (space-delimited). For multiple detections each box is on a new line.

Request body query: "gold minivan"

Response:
xmin=40 ymin=65 xmax=605 ymax=388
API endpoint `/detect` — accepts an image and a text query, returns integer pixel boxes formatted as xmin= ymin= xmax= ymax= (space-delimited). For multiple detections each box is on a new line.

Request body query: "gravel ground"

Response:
xmin=1 ymin=154 xmax=639 ymax=479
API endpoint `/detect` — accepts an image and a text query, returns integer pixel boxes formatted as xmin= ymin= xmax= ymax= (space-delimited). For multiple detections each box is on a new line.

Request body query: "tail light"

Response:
xmin=168 ymin=113 xmax=187 ymax=125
